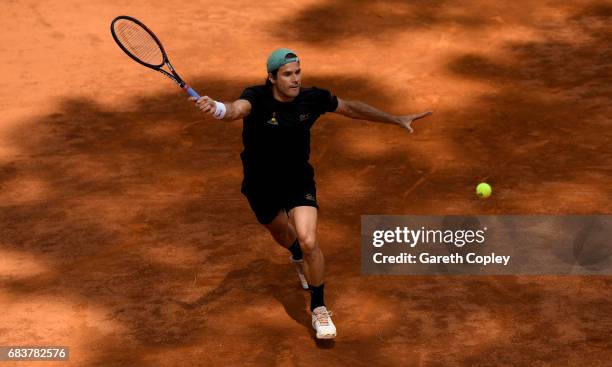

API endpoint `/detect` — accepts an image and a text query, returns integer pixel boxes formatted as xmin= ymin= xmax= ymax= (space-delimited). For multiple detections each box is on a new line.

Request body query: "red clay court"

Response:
xmin=1 ymin=0 xmax=611 ymax=365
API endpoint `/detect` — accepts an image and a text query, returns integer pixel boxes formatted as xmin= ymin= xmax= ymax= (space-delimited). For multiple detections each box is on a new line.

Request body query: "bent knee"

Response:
xmin=297 ymin=234 xmax=317 ymax=253
xmin=268 ymin=226 xmax=290 ymax=242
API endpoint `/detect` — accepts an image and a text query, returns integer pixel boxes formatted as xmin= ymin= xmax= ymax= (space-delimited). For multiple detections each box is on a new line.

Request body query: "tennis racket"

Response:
xmin=110 ymin=15 xmax=200 ymax=99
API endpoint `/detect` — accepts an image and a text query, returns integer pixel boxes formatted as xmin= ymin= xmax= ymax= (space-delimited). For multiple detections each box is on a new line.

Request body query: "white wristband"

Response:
xmin=213 ymin=101 xmax=227 ymax=119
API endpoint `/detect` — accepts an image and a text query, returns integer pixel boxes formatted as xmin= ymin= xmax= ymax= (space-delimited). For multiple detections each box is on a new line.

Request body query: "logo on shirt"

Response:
xmin=266 ymin=112 xmax=279 ymax=125
xmin=305 ymin=193 xmax=316 ymax=202
xmin=299 ymin=113 xmax=310 ymax=122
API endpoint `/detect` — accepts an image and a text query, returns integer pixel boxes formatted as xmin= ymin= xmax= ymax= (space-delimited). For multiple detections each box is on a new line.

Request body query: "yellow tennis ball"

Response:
xmin=476 ymin=182 xmax=492 ymax=198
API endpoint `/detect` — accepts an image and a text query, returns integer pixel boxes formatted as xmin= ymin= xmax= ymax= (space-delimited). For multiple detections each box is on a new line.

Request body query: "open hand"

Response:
xmin=397 ymin=111 xmax=433 ymax=133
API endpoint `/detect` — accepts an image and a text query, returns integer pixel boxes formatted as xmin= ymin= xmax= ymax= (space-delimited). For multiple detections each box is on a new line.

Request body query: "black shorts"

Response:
xmin=241 ymin=178 xmax=319 ymax=225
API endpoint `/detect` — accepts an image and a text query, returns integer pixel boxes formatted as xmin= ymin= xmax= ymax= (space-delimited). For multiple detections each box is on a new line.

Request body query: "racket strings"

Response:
xmin=113 ymin=19 xmax=163 ymax=66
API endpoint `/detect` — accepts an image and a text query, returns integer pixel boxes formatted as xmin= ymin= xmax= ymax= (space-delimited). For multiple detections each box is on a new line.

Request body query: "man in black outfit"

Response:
xmin=190 ymin=48 xmax=431 ymax=339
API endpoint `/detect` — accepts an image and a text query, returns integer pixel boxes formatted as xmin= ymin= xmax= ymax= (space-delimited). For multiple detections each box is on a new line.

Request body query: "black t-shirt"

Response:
xmin=239 ymin=85 xmax=338 ymax=188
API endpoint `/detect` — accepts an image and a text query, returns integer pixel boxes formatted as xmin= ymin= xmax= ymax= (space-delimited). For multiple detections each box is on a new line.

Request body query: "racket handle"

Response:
xmin=184 ymin=85 xmax=201 ymax=99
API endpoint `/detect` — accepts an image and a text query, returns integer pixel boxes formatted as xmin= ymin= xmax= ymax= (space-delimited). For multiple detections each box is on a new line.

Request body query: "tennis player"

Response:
xmin=190 ymin=48 xmax=431 ymax=339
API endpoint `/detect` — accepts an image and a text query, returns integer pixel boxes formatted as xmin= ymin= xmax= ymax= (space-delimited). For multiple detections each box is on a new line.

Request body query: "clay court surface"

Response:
xmin=1 ymin=0 xmax=611 ymax=365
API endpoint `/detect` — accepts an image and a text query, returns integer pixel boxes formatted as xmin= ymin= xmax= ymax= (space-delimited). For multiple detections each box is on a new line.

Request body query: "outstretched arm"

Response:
xmin=334 ymin=98 xmax=432 ymax=133
xmin=189 ymin=96 xmax=252 ymax=121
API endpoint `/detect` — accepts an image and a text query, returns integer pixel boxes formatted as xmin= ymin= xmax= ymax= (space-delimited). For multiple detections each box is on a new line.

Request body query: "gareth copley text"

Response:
xmin=373 ymin=252 xmax=511 ymax=266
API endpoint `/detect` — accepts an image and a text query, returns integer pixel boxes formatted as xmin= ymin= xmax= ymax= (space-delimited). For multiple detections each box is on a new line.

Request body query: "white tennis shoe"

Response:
xmin=290 ymin=256 xmax=309 ymax=290
xmin=311 ymin=306 xmax=336 ymax=339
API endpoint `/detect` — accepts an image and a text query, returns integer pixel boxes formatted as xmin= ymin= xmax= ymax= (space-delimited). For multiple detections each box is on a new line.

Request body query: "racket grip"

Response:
xmin=184 ymin=85 xmax=201 ymax=99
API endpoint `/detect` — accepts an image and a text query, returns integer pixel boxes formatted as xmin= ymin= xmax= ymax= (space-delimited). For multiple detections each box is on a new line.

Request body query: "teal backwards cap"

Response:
xmin=266 ymin=48 xmax=299 ymax=73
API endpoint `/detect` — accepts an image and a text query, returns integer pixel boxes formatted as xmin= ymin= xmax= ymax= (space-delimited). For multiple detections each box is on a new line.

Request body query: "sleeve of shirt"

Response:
xmin=239 ymin=87 xmax=258 ymax=114
xmin=315 ymin=87 xmax=339 ymax=115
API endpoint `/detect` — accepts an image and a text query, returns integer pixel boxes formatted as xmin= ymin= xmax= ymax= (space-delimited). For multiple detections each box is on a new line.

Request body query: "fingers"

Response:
xmin=398 ymin=119 xmax=414 ymax=133
xmin=188 ymin=95 xmax=217 ymax=115
xmin=413 ymin=111 xmax=433 ymax=120
xmin=399 ymin=111 xmax=432 ymax=134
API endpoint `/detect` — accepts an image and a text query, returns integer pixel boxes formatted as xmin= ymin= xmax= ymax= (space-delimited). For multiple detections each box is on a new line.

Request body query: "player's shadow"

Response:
xmin=172 ymin=257 xmax=336 ymax=347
